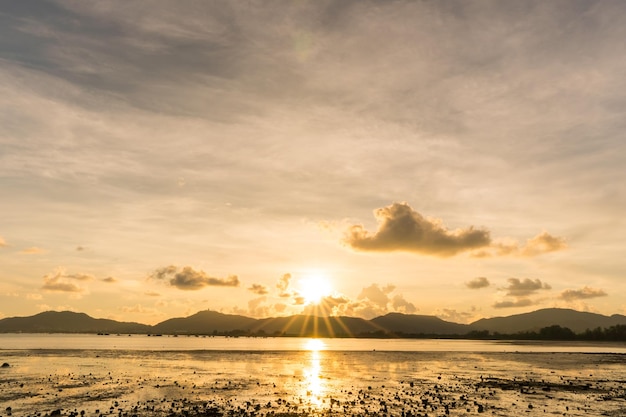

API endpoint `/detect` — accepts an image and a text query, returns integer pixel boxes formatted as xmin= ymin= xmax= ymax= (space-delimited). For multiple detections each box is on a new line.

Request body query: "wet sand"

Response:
xmin=1 ymin=350 xmax=625 ymax=417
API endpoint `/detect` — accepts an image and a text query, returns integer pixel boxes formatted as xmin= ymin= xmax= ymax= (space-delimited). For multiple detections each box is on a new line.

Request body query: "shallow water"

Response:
xmin=1 ymin=336 xmax=625 ymax=416
xmin=1 ymin=333 xmax=625 ymax=353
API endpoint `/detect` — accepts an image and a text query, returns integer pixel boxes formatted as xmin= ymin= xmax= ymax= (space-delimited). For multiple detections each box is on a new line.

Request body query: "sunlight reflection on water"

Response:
xmin=301 ymin=339 xmax=327 ymax=408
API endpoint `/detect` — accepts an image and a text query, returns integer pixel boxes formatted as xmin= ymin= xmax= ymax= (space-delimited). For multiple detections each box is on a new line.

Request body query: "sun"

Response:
xmin=298 ymin=272 xmax=333 ymax=305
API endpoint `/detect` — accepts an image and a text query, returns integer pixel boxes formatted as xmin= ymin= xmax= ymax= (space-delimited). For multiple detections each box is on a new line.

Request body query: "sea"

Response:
xmin=1 ymin=334 xmax=625 ymax=417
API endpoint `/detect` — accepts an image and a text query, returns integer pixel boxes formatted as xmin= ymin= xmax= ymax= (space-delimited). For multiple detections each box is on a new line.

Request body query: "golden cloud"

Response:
xmin=343 ymin=202 xmax=491 ymax=257
xmin=150 ymin=265 xmax=239 ymax=290
xmin=465 ymin=277 xmax=490 ymax=289
xmin=559 ymin=286 xmax=607 ymax=301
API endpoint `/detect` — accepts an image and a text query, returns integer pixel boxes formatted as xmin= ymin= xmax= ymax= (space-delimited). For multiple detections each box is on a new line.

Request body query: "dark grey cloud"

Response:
xmin=466 ymin=277 xmax=490 ymax=289
xmin=559 ymin=286 xmax=607 ymax=301
xmin=344 ymin=202 xmax=491 ymax=257
xmin=151 ymin=266 xmax=239 ymax=290
xmin=503 ymin=278 xmax=551 ymax=297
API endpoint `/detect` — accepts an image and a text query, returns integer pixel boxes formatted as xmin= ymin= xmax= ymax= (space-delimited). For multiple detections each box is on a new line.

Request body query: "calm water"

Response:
xmin=1 ymin=333 xmax=625 ymax=353
xmin=1 ymin=335 xmax=625 ymax=416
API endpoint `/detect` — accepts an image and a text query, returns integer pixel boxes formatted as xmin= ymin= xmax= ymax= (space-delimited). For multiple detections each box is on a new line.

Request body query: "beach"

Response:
xmin=1 ymin=339 xmax=625 ymax=417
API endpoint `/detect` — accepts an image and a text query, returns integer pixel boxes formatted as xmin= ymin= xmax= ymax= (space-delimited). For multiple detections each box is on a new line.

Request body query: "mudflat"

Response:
xmin=0 ymin=349 xmax=625 ymax=417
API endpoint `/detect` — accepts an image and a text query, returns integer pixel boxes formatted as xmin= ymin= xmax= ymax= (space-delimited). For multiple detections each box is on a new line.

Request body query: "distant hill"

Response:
xmin=371 ymin=313 xmax=469 ymax=335
xmin=0 ymin=311 xmax=150 ymax=334
xmin=152 ymin=310 xmax=257 ymax=335
xmin=2 ymin=308 xmax=625 ymax=337
xmin=468 ymin=308 xmax=626 ymax=334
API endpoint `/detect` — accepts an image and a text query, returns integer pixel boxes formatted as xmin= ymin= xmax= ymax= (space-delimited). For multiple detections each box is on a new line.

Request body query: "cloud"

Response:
xmin=320 ymin=283 xmax=418 ymax=319
xmin=502 ymin=278 xmax=551 ymax=297
xmin=466 ymin=277 xmax=490 ymax=289
xmin=274 ymin=303 xmax=287 ymax=313
xmin=492 ymin=277 xmax=552 ymax=309
xmin=26 ymin=293 xmax=43 ymax=300
xmin=343 ymin=202 xmax=491 ymax=257
xmin=435 ymin=307 xmax=480 ymax=324
xmin=19 ymin=246 xmax=47 ymax=255
xmin=302 ymin=294 xmax=352 ymax=316
xmin=479 ymin=232 xmax=567 ymax=258
xmin=144 ymin=291 xmax=160 ymax=297
xmin=342 ymin=203 xmax=566 ymax=259
xmin=120 ymin=304 xmax=160 ymax=315
xmin=151 ymin=265 xmax=178 ymax=280
xmin=391 ymin=294 xmax=417 ymax=314
xmin=521 ymin=232 xmax=567 ymax=256
xmin=231 ymin=298 xmax=292 ymax=318
xmin=101 ymin=276 xmax=117 ymax=283
xmin=248 ymin=284 xmax=269 ymax=295
xmin=358 ymin=283 xmax=395 ymax=308
xmin=559 ymin=286 xmax=607 ymax=301
xmin=276 ymin=273 xmax=292 ymax=297
xmin=41 ymin=268 xmax=94 ymax=293
xmin=150 ymin=265 xmax=239 ymax=290
xmin=247 ymin=297 xmax=271 ymax=318
xmin=0 ymin=236 xmax=6 ymax=247
xmin=493 ymin=298 xmax=534 ymax=309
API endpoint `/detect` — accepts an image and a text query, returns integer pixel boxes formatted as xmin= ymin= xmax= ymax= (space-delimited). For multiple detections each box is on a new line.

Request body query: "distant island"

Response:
xmin=1 ymin=308 xmax=625 ymax=341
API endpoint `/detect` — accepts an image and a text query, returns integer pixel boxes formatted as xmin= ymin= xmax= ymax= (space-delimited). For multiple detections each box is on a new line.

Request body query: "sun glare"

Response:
xmin=299 ymin=272 xmax=333 ymax=305
xmin=304 ymin=338 xmax=326 ymax=351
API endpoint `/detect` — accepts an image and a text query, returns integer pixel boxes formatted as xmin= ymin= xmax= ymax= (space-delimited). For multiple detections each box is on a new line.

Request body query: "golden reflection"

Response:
xmin=304 ymin=338 xmax=326 ymax=351
xmin=301 ymin=338 xmax=326 ymax=408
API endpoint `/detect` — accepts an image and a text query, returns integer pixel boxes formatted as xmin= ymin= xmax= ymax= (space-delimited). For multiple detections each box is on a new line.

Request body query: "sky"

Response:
xmin=1 ymin=0 xmax=625 ymax=325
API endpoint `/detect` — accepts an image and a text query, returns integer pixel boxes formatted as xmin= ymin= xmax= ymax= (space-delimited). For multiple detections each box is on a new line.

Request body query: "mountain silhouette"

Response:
xmin=152 ymin=310 xmax=257 ymax=334
xmin=1 ymin=308 xmax=625 ymax=337
xmin=372 ymin=313 xmax=469 ymax=335
xmin=468 ymin=308 xmax=626 ymax=334
xmin=0 ymin=311 xmax=150 ymax=334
